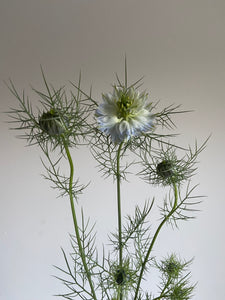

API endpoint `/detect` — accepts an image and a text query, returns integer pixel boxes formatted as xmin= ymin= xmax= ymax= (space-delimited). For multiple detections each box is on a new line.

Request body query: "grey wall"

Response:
xmin=1 ymin=0 xmax=225 ymax=299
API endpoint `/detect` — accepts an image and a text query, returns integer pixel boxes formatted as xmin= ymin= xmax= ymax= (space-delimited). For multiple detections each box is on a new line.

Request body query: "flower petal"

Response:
xmin=96 ymin=86 xmax=154 ymax=143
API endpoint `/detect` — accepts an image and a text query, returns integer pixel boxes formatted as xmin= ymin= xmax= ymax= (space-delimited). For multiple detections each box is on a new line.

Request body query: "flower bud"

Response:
xmin=115 ymin=268 xmax=127 ymax=285
xmin=156 ymin=160 xmax=174 ymax=179
xmin=166 ymin=261 xmax=179 ymax=276
xmin=39 ymin=109 xmax=66 ymax=136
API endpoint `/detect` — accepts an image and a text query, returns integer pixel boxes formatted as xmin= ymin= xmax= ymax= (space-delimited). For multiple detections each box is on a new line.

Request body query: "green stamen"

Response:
xmin=117 ymin=93 xmax=133 ymax=120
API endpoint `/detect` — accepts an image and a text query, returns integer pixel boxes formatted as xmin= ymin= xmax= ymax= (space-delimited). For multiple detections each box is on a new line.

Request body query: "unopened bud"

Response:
xmin=156 ymin=160 xmax=174 ymax=179
xmin=115 ymin=268 xmax=127 ymax=285
xmin=39 ymin=109 xmax=66 ymax=136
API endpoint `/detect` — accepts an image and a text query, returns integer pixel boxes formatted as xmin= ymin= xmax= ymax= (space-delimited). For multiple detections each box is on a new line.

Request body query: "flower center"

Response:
xmin=117 ymin=93 xmax=133 ymax=120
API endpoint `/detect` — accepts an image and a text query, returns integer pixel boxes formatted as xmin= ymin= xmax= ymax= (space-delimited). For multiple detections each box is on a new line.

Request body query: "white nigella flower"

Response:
xmin=95 ymin=86 xmax=154 ymax=143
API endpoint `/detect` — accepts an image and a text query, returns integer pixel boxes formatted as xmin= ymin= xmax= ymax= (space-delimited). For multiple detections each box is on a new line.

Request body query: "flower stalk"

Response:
xmin=116 ymin=142 xmax=124 ymax=300
xmin=134 ymin=182 xmax=178 ymax=300
xmin=62 ymin=137 xmax=97 ymax=300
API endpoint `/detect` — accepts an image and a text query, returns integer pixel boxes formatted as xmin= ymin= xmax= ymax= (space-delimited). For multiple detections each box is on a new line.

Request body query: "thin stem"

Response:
xmin=63 ymin=138 xmax=97 ymax=300
xmin=134 ymin=182 xmax=178 ymax=300
xmin=153 ymin=276 xmax=172 ymax=300
xmin=116 ymin=142 xmax=124 ymax=299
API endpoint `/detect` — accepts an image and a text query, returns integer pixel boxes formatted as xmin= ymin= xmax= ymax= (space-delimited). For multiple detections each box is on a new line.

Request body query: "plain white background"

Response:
xmin=1 ymin=0 xmax=225 ymax=299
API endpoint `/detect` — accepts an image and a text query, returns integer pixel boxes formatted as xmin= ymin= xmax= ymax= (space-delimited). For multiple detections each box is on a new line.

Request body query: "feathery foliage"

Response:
xmin=6 ymin=60 xmax=208 ymax=300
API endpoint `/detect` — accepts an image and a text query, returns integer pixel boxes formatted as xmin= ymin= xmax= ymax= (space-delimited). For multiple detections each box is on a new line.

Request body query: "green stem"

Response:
xmin=153 ymin=275 xmax=172 ymax=300
xmin=134 ymin=182 xmax=178 ymax=300
xmin=63 ymin=138 xmax=97 ymax=300
xmin=116 ymin=142 xmax=124 ymax=300
xmin=117 ymin=142 xmax=123 ymax=265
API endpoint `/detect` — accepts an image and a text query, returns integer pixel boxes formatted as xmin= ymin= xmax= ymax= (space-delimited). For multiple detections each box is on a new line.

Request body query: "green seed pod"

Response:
xmin=39 ymin=109 xmax=66 ymax=136
xmin=156 ymin=160 xmax=174 ymax=179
